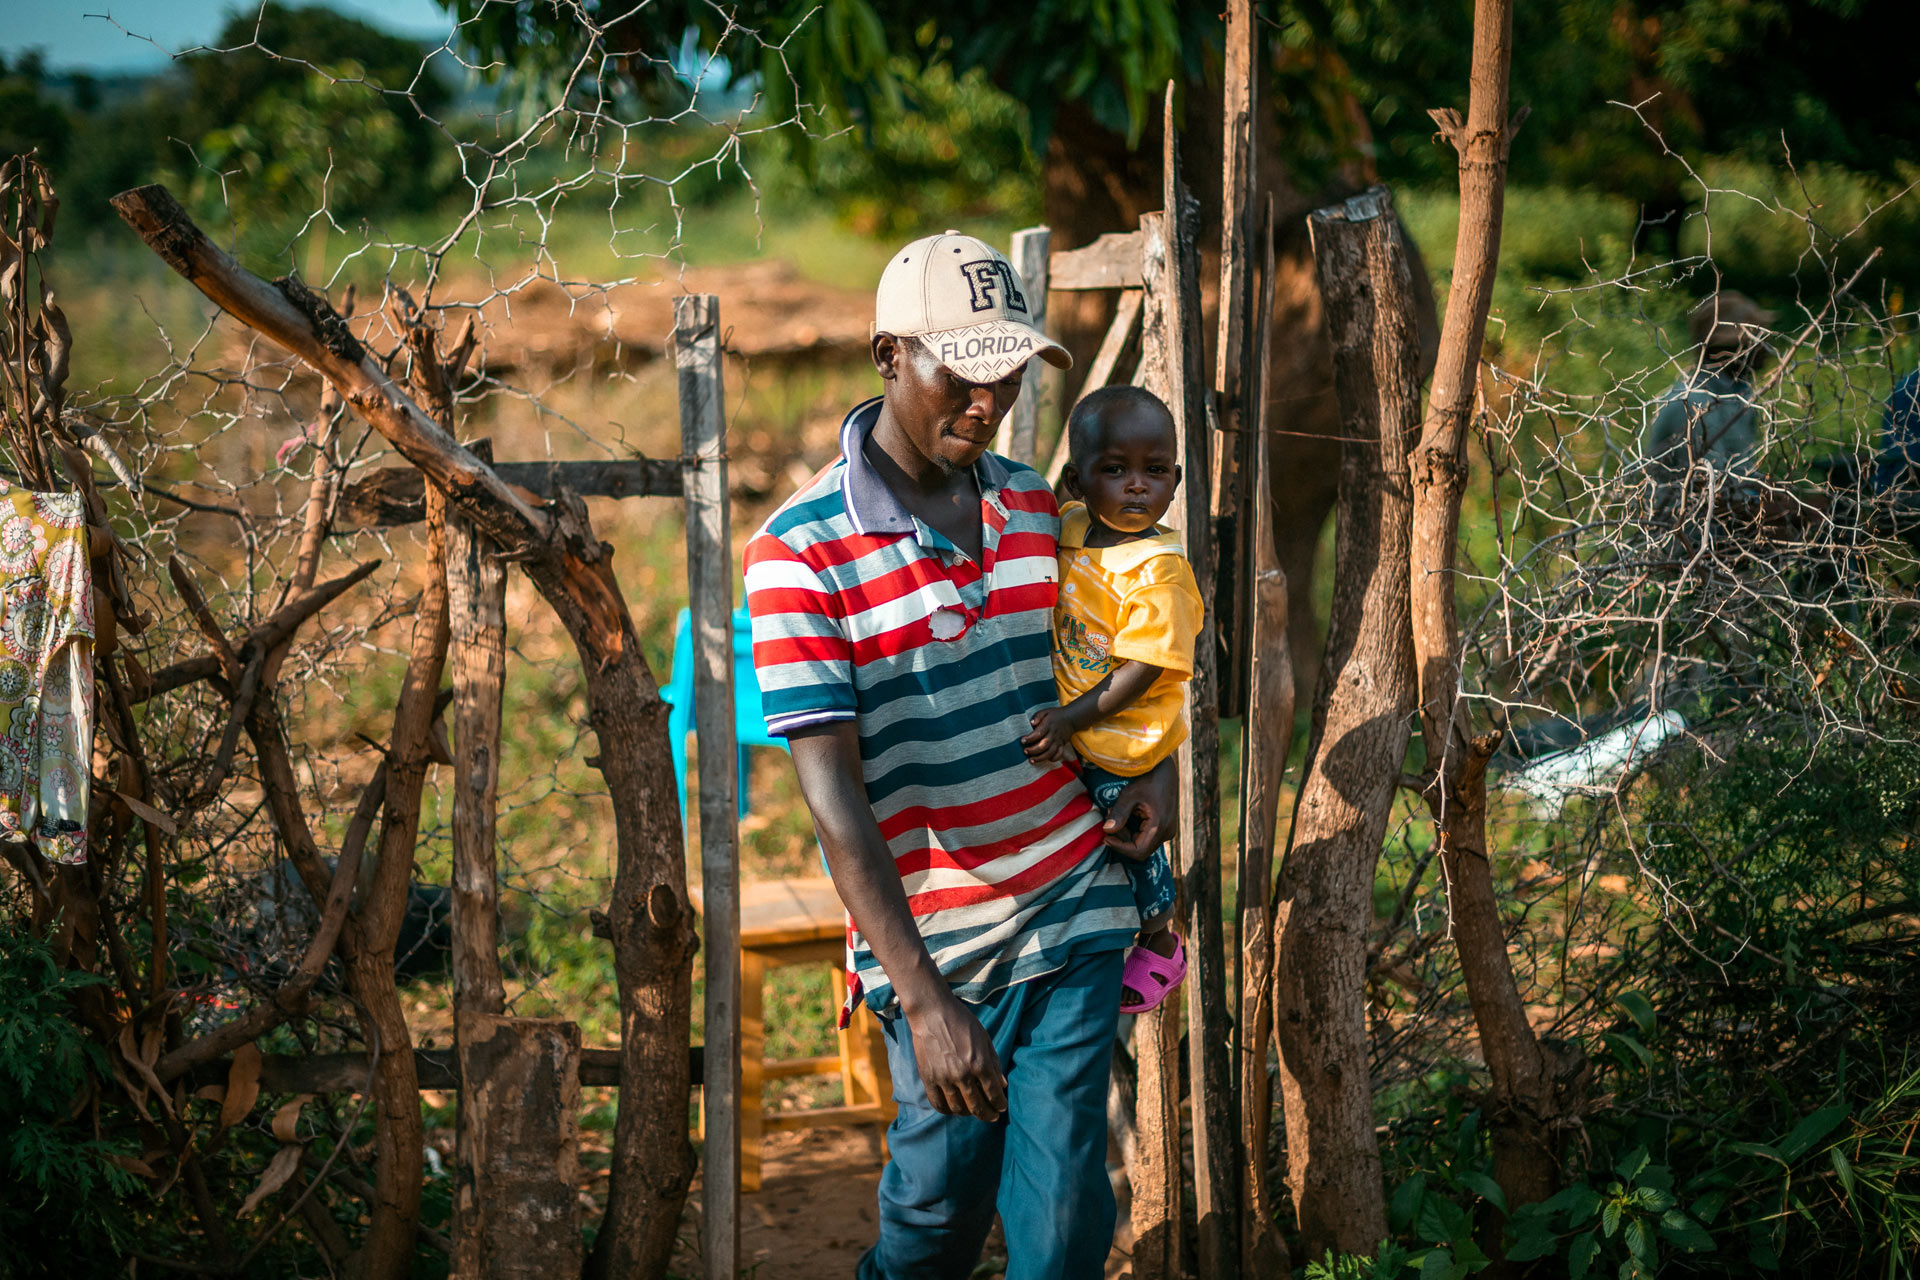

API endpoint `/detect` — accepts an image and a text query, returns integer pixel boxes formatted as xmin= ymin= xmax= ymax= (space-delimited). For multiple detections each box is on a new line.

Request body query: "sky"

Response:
xmin=3 ymin=0 xmax=458 ymax=72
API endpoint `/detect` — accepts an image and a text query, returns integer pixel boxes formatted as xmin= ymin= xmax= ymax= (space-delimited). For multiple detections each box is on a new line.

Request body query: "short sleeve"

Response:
xmin=1110 ymin=554 xmax=1204 ymax=675
xmin=743 ymin=531 xmax=857 ymax=736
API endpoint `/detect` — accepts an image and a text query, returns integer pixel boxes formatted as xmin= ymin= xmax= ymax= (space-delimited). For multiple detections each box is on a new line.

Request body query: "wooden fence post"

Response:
xmin=449 ymin=438 xmax=508 ymax=1021
xmin=1236 ymin=197 xmax=1294 ymax=1278
xmin=1147 ymin=83 xmax=1243 ymax=1280
xmin=454 ymin=1016 xmax=586 ymax=1280
xmin=675 ymin=294 xmax=741 ymax=1280
xmin=1214 ymin=0 xmax=1260 ymax=722
xmin=1131 ymin=213 xmax=1184 ymax=1280
xmin=996 ymin=225 xmax=1052 ymax=464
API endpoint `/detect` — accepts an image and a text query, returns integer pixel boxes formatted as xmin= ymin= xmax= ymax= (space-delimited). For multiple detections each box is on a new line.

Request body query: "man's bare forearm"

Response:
xmin=787 ymin=722 xmax=945 ymax=1012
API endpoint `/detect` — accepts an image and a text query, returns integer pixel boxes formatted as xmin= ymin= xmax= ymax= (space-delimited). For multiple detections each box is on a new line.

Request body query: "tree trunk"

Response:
xmin=347 ymin=500 xmax=445 ymax=1277
xmin=1413 ymin=0 xmax=1578 ymax=1226
xmin=1274 ymin=186 xmax=1421 ymax=1263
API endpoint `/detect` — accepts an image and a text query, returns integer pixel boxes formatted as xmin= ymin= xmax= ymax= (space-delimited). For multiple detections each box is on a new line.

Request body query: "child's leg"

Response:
xmin=1080 ymin=764 xmax=1177 ymax=938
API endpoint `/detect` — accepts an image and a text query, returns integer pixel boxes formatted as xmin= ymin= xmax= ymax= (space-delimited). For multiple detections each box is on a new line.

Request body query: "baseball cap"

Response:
xmin=873 ymin=230 xmax=1072 ymax=384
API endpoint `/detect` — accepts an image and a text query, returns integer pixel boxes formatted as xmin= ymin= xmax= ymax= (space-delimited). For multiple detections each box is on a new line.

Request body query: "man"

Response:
xmin=743 ymin=231 xmax=1179 ymax=1279
xmin=1641 ymin=290 xmax=1777 ymax=514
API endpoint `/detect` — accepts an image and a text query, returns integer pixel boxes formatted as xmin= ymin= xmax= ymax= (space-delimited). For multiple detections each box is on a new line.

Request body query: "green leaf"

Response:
xmin=1603 ymin=1033 xmax=1653 ymax=1070
xmin=1623 ymin=1217 xmax=1651 ymax=1262
xmin=1612 ymin=989 xmax=1657 ymax=1037
xmin=1688 ymin=1190 xmax=1728 ymax=1224
xmin=1614 ymin=1147 xmax=1650 ymax=1181
xmin=1569 ymin=1231 xmax=1600 ymax=1280
xmin=1460 ymin=1171 xmax=1509 ymax=1216
xmin=1545 ymin=1183 xmax=1605 ymax=1223
xmin=1602 ymin=1199 xmax=1623 ymax=1238
xmin=1630 ymin=1187 xmax=1673 ymax=1213
xmin=1391 ymin=1174 xmax=1429 ymax=1231
xmin=1658 ymin=1210 xmax=1715 ymax=1253
xmin=1419 ymin=1248 xmax=1456 ymax=1280
xmin=1726 ymin=1140 xmax=1788 ymax=1168
xmin=1506 ymin=1222 xmax=1561 ymax=1263
xmin=1776 ymin=1104 xmax=1849 ymax=1163
xmin=1830 ymin=1145 xmax=1857 ymax=1196
xmin=1748 ymin=1241 xmax=1781 ymax=1271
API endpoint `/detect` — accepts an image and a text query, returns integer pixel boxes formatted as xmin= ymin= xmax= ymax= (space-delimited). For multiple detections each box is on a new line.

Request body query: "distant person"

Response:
xmin=1021 ymin=385 xmax=1200 ymax=1012
xmin=1869 ymin=370 xmax=1920 ymax=494
xmin=744 ymin=231 xmax=1179 ymax=1279
xmin=1641 ymin=291 xmax=1778 ymax=512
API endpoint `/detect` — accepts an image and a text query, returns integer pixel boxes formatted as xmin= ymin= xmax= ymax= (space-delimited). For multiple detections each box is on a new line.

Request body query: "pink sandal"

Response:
xmin=1120 ymin=932 xmax=1187 ymax=1012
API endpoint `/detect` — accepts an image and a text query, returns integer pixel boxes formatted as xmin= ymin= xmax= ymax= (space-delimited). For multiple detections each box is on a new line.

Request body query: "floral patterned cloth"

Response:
xmin=0 ymin=478 xmax=94 ymax=865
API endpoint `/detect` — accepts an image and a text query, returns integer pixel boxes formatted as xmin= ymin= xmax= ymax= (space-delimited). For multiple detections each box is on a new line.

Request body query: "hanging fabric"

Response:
xmin=0 ymin=478 xmax=94 ymax=865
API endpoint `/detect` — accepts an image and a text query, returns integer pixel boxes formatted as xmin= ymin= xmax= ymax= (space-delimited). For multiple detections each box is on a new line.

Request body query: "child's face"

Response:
xmin=1071 ymin=404 xmax=1181 ymax=535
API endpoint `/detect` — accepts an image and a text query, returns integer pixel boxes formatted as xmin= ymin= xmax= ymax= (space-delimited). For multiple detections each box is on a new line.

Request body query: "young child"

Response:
xmin=1021 ymin=385 xmax=1202 ymax=1011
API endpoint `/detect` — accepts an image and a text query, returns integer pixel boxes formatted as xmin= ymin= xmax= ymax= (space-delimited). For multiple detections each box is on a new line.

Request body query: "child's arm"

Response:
xmin=1022 ymin=659 xmax=1165 ymax=764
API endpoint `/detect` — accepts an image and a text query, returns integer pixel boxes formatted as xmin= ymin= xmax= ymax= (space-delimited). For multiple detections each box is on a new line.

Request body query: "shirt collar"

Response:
xmin=1058 ymin=499 xmax=1185 ymax=574
xmin=839 ymin=396 xmax=1013 ymax=539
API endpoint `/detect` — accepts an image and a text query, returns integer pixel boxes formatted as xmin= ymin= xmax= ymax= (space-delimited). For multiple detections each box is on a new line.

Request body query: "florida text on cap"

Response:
xmin=873 ymin=230 xmax=1073 ymax=384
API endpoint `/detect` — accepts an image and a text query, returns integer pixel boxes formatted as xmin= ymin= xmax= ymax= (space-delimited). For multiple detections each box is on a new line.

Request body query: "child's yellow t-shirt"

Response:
xmin=1052 ymin=500 xmax=1205 ymax=776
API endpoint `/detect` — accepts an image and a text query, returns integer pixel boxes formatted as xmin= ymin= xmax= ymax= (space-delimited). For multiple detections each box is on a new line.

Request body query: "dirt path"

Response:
xmin=676 ymin=1125 xmax=1137 ymax=1278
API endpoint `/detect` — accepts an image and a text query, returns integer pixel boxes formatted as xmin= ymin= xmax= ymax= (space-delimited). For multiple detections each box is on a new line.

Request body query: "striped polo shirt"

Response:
xmin=743 ymin=397 xmax=1138 ymax=1014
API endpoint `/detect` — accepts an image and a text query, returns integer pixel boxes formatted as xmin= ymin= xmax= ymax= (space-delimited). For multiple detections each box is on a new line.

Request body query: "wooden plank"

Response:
xmin=994 ymin=226 xmax=1051 ymax=464
xmin=1213 ymin=0 xmax=1261 ymax=721
xmin=738 ymin=950 xmax=766 ymax=1194
xmin=676 ymin=294 xmax=741 ymax=1274
xmin=336 ymin=458 xmax=682 ymax=528
xmin=448 ymin=439 xmax=508 ymax=1021
xmin=453 ymin=1015 xmax=584 ymax=1280
xmin=1148 ymin=82 xmax=1242 ymax=1280
xmin=1044 ymin=288 xmax=1143 ymax=486
xmin=1048 ymin=230 xmax=1145 ymax=290
xmin=1236 ymin=194 xmax=1294 ymax=1278
xmin=764 ymin=1054 xmax=844 ymax=1081
xmin=185 ymin=1046 xmax=685 ymax=1094
xmin=762 ymin=1105 xmax=891 ymax=1133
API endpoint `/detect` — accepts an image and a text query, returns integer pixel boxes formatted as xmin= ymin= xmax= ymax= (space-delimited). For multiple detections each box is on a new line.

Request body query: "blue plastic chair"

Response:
xmin=662 ymin=607 xmax=788 ymax=819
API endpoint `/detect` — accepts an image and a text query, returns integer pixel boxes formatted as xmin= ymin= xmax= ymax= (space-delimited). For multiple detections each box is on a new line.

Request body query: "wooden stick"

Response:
xmin=995 ymin=226 xmax=1052 ymax=464
xmin=447 ymin=438 xmax=507 ymax=1019
xmin=334 ymin=458 xmax=682 ymax=529
xmin=1214 ymin=0 xmax=1261 ymax=722
xmin=675 ymin=294 xmax=741 ymax=1280
xmin=1129 ymin=207 xmax=1187 ymax=1280
xmin=1236 ymin=194 xmax=1293 ymax=1279
xmin=1151 ymin=83 xmax=1243 ymax=1280
xmin=185 ymin=1045 xmax=698 ymax=1093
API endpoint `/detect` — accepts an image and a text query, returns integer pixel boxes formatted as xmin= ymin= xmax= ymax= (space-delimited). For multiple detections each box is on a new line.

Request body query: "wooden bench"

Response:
xmin=695 ymin=876 xmax=894 ymax=1191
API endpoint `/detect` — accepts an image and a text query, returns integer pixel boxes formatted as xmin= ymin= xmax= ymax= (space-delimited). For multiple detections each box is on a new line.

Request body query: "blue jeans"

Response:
xmin=1079 ymin=763 xmax=1177 ymax=923
xmin=857 ymin=948 xmax=1125 ymax=1280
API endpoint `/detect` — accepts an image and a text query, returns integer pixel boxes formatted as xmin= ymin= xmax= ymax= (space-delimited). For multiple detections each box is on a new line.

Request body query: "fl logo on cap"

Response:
xmin=959 ymin=259 xmax=1029 ymax=315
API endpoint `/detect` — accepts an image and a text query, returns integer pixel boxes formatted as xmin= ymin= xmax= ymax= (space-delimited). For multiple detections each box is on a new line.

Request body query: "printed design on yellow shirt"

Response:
xmin=1057 ymin=611 xmax=1113 ymax=673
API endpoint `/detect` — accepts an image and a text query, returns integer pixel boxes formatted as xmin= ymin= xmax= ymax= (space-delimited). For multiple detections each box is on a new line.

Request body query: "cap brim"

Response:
xmin=917 ymin=319 xmax=1071 ymax=383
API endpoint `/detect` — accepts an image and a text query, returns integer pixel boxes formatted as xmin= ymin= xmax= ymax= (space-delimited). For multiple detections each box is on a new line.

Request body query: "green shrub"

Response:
xmin=0 ymin=925 xmax=143 ymax=1278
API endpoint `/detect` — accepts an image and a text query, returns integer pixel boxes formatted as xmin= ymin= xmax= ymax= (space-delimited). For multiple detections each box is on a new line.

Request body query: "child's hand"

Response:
xmin=1022 ymin=707 xmax=1077 ymax=764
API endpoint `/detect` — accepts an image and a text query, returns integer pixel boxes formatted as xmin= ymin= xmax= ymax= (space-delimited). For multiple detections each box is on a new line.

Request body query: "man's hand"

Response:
xmin=789 ymin=723 xmax=1004 ymax=1118
xmin=1021 ymin=705 xmax=1078 ymax=764
xmin=900 ymin=981 xmax=1007 ymax=1122
xmin=1103 ymin=753 xmax=1179 ymax=860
